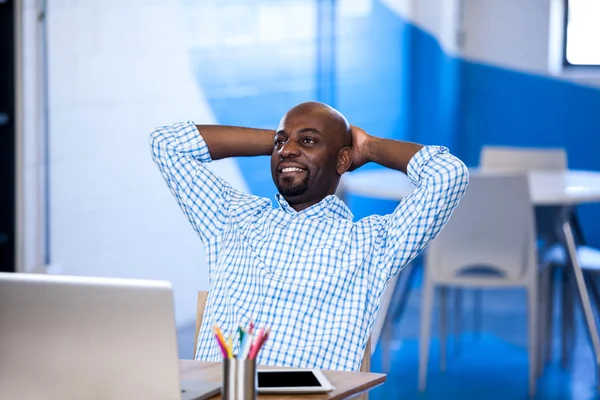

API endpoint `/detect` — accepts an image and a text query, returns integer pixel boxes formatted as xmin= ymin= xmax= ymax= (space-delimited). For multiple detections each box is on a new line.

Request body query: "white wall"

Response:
xmin=461 ymin=0 xmax=551 ymax=74
xmin=460 ymin=0 xmax=600 ymax=88
xmin=381 ymin=0 xmax=463 ymax=54
xmin=18 ymin=0 xmax=249 ymax=328
xmin=382 ymin=0 xmax=600 ymax=89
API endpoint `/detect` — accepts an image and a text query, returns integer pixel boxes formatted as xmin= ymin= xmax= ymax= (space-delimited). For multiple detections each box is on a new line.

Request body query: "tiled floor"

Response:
xmin=368 ymin=268 xmax=599 ymax=400
xmin=178 ymin=268 xmax=600 ymax=399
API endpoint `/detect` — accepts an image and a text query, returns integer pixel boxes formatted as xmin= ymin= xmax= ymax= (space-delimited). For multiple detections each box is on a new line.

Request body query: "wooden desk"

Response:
xmin=179 ymin=360 xmax=386 ymax=399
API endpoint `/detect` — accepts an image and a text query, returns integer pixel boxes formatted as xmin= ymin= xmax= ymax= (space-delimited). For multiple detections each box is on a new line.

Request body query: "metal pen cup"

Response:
xmin=222 ymin=358 xmax=257 ymax=400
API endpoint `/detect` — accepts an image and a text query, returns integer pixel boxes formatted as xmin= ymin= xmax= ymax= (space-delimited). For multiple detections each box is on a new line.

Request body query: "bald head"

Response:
xmin=271 ymin=101 xmax=354 ymax=211
xmin=279 ymin=102 xmax=352 ymax=149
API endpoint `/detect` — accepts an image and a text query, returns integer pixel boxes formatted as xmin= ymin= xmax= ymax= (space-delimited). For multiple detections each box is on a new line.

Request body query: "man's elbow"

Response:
xmin=443 ymin=156 xmax=470 ymax=198
xmin=149 ymin=126 xmax=168 ymax=161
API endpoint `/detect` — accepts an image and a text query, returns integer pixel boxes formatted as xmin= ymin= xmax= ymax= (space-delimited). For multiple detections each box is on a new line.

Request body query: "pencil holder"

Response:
xmin=222 ymin=358 xmax=257 ymax=400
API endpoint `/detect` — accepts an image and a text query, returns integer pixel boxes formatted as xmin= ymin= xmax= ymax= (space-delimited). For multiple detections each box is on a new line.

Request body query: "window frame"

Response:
xmin=562 ymin=0 xmax=600 ymax=68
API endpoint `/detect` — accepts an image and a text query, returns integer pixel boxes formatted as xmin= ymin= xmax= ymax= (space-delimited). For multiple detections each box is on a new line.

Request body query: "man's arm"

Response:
xmin=150 ymin=122 xmax=269 ymax=246
xmin=350 ymin=126 xmax=469 ymax=283
xmin=196 ymin=125 xmax=274 ymax=160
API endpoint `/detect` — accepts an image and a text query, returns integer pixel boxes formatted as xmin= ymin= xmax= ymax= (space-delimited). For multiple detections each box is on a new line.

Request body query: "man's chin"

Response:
xmin=275 ymin=176 xmax=309 ymax=198
xmin=278 ymin=186 xmax=308 ymax=198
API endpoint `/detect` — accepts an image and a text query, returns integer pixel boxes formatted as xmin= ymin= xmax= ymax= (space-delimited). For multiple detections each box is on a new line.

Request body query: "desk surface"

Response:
xmin=341 ymin=169 xmax=600 ymax=206
xmin=179 ymin=360 xmax=386 ymax=400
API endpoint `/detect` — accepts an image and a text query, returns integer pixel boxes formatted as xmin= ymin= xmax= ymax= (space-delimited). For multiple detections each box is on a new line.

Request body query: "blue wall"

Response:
xmin=459 ymin=61 xmax=600 ymax=245
xmin=186 ymin=0 xmax=600 ymax=245
xmin=189 ymin=0 xmax=410 ymax=204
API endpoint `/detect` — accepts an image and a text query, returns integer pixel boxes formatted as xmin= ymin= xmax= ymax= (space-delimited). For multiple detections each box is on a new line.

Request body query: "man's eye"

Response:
xmin=303 ymin=137 xmax=315 ymax=144
xmin=274 ymin=139 xmax=285 ymax=146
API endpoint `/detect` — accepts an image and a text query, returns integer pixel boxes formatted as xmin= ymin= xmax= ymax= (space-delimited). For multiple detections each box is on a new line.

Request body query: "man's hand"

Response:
xmin=348 ymin=125 xmax=372 ymax=171
xmin=348 ymin=125 xmax=423 ymax=174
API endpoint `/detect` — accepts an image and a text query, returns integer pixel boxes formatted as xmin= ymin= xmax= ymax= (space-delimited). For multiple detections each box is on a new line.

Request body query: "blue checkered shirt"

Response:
xmin=150 ymin=121 xmax=469 ymax=371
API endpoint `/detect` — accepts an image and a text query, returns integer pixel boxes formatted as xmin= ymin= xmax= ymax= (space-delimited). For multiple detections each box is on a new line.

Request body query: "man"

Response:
xmin=150 ymin=102 xmax=468 ymax=371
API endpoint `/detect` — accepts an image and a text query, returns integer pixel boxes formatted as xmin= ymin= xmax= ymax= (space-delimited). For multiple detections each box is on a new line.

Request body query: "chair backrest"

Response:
xmin=193 ymin=291 xmax=371 ymax=372
xmin=193 ymin=291 xmax=209 ymax=357
xmin=369 ymin=274 xmax=398 ymax=352
xmin=479 ymin=145 xmax=567 ymax=244
xmin=426 ymin=173 xmax=536 ymax=282
xmin=479 ymin=146 xmax=567 ymax=172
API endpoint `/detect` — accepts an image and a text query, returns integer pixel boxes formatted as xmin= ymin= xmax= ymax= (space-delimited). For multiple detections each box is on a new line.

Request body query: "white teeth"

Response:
xmin=282 ymin=167 xmax=304 ymax=173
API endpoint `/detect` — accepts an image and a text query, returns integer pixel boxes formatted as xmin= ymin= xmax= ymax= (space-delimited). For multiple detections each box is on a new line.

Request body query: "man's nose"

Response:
xmin=280 ymin=141 xmax=301 ymax=158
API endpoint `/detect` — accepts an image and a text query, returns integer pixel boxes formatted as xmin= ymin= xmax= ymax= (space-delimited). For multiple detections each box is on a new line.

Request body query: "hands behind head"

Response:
xmin=348 ymin=125 xmax=371 ymax=171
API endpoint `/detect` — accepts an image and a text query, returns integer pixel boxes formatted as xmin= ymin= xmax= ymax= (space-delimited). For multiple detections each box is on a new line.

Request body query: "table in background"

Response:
xmin=340 ymin=169 xmax=600 ymax=388
xmin=179 ymin=360 xmax=386 ymax=400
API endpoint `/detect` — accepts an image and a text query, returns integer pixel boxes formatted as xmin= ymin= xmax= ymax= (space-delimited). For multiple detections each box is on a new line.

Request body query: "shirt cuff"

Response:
xmin=406 ymin=145 xmax=449 ymax=184
xmin=177 ymin=120 xmax=213 ymax=163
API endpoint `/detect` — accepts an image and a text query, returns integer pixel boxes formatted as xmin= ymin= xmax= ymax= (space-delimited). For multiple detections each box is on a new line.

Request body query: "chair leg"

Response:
xmin=528 ymin=285 xmax=539 ymax=398
xmin=586 ymin=273 xmax=600 ymax=320
xmin=419 ymin=280 xmax=435 ymax=392
xmin=560 ymin=268 xmax=567 ymax=368
xmin=381 ymin=318 xmax=391 ymax=373
xmin=473 ymin=289 xmax=482 ymax=339
xmin=544 ymin=266 xmax=555 ymax=366
xmin=561 ymin=269 xmax=575 ymax=368
xmin=538 ymin=268 xmax=548 ymax=378
xmin=454 ymin=288 xmax=463 ymax=357
xmin=538 ymin=265 xmax=555 ymax=376
xmin=440 ymin=286 xmax=448 ymax=372
xmin=381 ymin=263 xmax=417 ymax=372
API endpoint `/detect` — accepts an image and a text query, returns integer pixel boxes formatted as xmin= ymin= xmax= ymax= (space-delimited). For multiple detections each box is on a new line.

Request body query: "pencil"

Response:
xmin=236 ymin=332 xmax=250 ymax=359
xmin=213 ymin=325 xmax=226 ymax=347
xmin=214 ymin=333 xmax=228 ymax=358
xmin=227 ymin=335 xmax=234 ymax=358
xmin=238 ymin=325 xmax=245 ymax=344
xmin=248 ymin=329 xmax=270 ymax=360
xmin=213 ymin=326 xmax=229 ymax=357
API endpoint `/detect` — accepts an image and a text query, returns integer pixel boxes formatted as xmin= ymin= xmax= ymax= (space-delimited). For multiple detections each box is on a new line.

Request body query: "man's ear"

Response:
xmin=336 ymin=147 xmax=352 ymax=175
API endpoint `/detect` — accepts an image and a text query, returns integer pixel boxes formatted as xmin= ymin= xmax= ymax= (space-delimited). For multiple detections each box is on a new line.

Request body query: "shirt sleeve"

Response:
xmin=149 ymin=121 xmax=255 ymax=246
xmin=369 ymin=146 xmax=469 ymax=283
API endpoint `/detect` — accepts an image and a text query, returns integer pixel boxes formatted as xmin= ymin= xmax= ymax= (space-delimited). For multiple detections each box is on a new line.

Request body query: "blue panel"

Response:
xmin=408 ymin=26 xmax=463 ymax=151
xmin=345 ymin=195 xmax=399 ymax=221
xmin=459 ymin=61 xmax=600 ymax=246
xmin=184 ymin=0 xmax=600 ymax=245
xmin=460 ymin=62 xmax=600 ymax=168
xmin=187 ymin=0 xmax=414 ymax=208
xmin=335 ymin=0 xmax=413 ymax=141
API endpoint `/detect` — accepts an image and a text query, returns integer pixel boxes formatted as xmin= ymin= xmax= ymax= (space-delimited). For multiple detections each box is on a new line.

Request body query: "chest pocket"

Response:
xmin=295 ymin=245 xmax=348 ymax=281
xmin=269 ymin=221 xmax=354 ymax=284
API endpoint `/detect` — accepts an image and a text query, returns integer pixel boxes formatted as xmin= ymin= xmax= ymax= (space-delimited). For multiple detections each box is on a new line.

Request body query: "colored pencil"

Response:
xmin=239 ymin=333 xmax=254 ymax=359
xmin=248 ymin=329 xmax=270 ymax=360
xmin=227 ymin=335 xmax=234 ymax=358
xmin=214 ymin=333 xmax=228 ymax=358
xmin=213 ymin=326 xmax=230 ymax=358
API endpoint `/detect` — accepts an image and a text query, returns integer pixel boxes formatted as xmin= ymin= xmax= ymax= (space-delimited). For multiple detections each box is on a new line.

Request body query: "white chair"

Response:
xmin=479 ymin=146 xmax=567 ymax=172
xmin=478 ymin=145 xmax=568 ymax=366
xmin=418 ymin=174 xmax=541 ymax=398
xmin=370 ymin=274 xmax=398 ymax=361
xmin=479 ymin=145 xmax=600 ymax=370
xmin=481 ymin=145 xmax=568 ymax=236
xmin=479 ymin=146 xmax=567 ymax=243
xmin=480 ymin=145 xmax=567 ymax=246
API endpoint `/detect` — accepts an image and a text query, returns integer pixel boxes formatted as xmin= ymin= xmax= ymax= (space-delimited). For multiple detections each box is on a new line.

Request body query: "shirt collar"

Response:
xmin=275 ymin=194 xmax=354 ymax=221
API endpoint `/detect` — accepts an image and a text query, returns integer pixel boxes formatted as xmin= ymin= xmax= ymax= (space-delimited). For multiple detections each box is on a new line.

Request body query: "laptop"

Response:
xmin=0 ymin=272 xmax=221 ymax=400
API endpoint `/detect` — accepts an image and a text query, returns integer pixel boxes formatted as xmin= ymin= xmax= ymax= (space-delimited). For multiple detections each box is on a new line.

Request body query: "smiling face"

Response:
xmin=270 ymin=102 xmax=352 ymax=211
